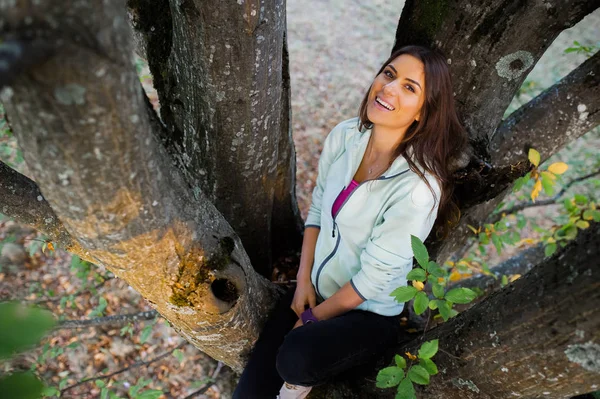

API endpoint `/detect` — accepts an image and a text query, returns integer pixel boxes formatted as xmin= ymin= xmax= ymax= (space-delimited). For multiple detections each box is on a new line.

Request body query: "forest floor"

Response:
xmin=0 ymin=1 xmax=599 ymax=398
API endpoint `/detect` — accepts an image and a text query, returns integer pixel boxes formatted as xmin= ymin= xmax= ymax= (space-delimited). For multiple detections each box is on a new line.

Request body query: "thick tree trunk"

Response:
xmin=127 ymin=0 xmax=303 ymax=275
xmin=0 ymin=0 xmax=280 ymax=371
xmin=313 ymin=222 xmax=600 ymax=399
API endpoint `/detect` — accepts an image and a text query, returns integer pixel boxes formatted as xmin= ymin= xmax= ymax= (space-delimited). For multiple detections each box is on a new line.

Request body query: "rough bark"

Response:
xmin=491 ymin=50 xmax=600 ymax=169
xmin=0 ymin=160 xmax=83 ymax=255
xmin=314 ymin=222 xmax=600 ymax=399
xmin=127 ymin=0 xmax=303 ymax=274
xmin=0 ymin=0 xmax=280 ymax=371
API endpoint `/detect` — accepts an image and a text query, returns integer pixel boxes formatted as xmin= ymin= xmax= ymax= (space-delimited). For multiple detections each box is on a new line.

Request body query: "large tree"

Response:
xmin=0 ymin=0 xmax=598 ymax=397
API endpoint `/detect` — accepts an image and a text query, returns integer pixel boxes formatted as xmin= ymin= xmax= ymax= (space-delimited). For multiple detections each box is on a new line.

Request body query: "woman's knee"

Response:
xmin=275 ymin=333 xmax=321 ymax=386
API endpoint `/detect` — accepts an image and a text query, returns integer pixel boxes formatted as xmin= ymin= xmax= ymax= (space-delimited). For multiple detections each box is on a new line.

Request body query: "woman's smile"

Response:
xmin=374 ymin=96 xmax=395 ymax=111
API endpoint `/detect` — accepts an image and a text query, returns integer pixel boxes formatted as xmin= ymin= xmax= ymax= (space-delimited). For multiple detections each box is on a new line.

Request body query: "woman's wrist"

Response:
xmin=296 ymin=267 xmax=312 ymax=283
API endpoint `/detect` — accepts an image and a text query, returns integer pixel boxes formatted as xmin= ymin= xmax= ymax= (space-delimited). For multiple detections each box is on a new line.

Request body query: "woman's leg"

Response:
xmin=233 ymin=289 xmax=298 ymax=399
xmin=275 ymin=309 xmax=401 ymax=387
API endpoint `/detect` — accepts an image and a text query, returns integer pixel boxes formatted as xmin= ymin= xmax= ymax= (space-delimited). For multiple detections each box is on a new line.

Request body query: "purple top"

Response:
xmin=332 ymin=179 xmax=360 ymax=218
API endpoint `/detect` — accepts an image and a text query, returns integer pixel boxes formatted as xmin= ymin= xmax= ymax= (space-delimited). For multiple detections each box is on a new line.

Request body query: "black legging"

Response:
xmin=233 ymin=288 xmax=401 ymax=398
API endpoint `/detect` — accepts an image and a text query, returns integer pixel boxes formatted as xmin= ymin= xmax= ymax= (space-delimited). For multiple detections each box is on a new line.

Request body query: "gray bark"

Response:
xmin=0 ymin=0 xmax=280 ymax=371
xmin=127 ymin=0 xmax=303 ymax=274
xmin=491 ymin=50 xmax=600 ymax=169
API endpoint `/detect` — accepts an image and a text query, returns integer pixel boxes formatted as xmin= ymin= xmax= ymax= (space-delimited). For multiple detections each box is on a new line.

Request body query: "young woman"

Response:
xmin=234 ymin=45 xmax=467 ymax=399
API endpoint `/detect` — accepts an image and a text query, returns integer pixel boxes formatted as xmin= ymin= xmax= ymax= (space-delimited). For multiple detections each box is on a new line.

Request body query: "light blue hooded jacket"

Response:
xmin=305 ymin=117 xmax=441 ymax=316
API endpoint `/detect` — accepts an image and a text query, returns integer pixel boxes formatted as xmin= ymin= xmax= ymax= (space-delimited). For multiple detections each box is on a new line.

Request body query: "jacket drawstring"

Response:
xmin=332 ymin=220 xmax=337 ymax=237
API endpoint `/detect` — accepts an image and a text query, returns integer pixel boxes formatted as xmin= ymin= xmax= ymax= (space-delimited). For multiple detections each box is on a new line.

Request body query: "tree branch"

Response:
xmin=0 ymin=160 xmax=83 ymax=254
xmin=56 ymin=310 xmax=158 ymax=330
xmin=491 ymin=50 xmax=600 ymax=169
xmin=60 ymin=342 xmax=186 ymax=395
xmin=486 ymin=169 xmax=600 ymax=224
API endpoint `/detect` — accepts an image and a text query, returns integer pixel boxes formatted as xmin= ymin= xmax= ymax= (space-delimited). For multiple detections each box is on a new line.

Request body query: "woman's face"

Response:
xmin=366 ymin=54 xmax=426 ymax=131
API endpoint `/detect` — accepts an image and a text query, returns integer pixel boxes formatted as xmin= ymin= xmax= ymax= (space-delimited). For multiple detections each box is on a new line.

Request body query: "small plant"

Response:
xmin=512 ymin=148 xmax=568 ymax=203
xmin=564 ymin=40 xmax=598 ymax=57
xmin=376 ymin=340 xmax=439 ymax=399
xmin=389 ymin=236 xmax=477 ymax=322
xmin=378 ymin=236 xmax=478 ymax=397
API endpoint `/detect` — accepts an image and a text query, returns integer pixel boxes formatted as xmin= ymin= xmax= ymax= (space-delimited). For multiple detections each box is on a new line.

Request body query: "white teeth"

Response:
xmin=376 ymin=96 xmax=394 ymax=110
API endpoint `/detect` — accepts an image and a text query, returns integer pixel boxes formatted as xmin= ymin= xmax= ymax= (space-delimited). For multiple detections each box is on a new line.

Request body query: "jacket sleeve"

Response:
xmin=304 ymin=121 xmax=347 ymax=228
xmin=350 ymin=176 xmax=441 ymax=301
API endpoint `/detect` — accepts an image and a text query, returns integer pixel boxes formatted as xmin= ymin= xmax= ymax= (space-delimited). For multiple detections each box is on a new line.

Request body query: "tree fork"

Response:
xmin=128 ymin=0 xmax=303 ymax=275
xmin=0 ymin=0 xmax=280 ymax=370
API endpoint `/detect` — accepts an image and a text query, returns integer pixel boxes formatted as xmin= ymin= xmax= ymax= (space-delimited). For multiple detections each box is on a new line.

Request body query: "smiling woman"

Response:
xmin=233 ymin=45 xmax=468 ymax=399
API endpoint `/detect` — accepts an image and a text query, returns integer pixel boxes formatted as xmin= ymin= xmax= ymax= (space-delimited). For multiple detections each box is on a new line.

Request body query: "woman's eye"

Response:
xmin=405 ymin=85 xmax=415 ymax=93
xmin=384 ymin=70 xmax=394 ymax=78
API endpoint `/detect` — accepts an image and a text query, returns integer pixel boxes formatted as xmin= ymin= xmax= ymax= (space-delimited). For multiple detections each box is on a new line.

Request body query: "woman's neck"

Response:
xmin=369 ymin=124 xmax=408 ymax=157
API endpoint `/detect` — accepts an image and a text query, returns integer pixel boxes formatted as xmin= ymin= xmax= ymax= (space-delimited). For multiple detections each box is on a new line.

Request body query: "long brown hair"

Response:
xmin=358 ymin=45 xmax=468 ymax=238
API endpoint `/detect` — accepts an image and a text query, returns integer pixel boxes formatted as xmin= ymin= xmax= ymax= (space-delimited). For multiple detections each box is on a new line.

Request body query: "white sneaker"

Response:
xmin=276 ymin=382 xmax=312 ymax=399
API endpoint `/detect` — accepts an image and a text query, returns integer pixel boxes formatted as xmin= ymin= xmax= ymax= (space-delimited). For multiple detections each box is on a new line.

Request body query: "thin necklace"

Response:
xmin=366 ymin=135 xmax=390 ymax=176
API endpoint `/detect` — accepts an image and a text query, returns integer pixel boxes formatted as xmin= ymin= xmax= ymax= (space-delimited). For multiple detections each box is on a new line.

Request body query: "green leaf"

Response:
xmin=0 ymin=303 xmax=56 ymax=359
xmin=408 ymin=365 xmax=430 ymax=385
xmin=541 ymin=173 xmax=555 ymax=196
xmin=0 ymin=372 xmax=44 ymax=399
xmin=376 ymin=366 xmax=404 ymax=388
xmin=395 ymin=354 xmax=406 ymax=369
xmin=491 ymin=233 xmax=503 ymax=255
xmin=432 ymin=283 xmax=445 ymax=299
xmin=478 ymin=232 xmax=489 ymax=245
xmin=95 ymin=380 xmax=106 ymax=388
xmin=395 ymin=377 xmax=416 ymax=399
xmin=406 ymin=268 xmax=426 ymax=282
xmin=173 ymin=348 xmax=185 ymax=363
xmin=574 ymin=194 xmax=588 ymax=205
xmin=512 ymin=176 xmax=528 ymax=193
xmin=437 ymin=300 xmax=452 ymax=321
xmin=413 ymin=292 xmax=429 ymax=316
xmin=101 ymin=387 xmax=109 ymax=399
xmin=136 ymin=389 xmax=163 ymax=399
xmin=418 ymin=340 xmax=438 ymax=360
xmin=501 ymin=275 xmax=508 ymax=286
xmin=140 ymin=325 xmax=153 ymax=344
xmin=544 ymin=243 xmax=557 ymax=257
xmin=410 ymin=235 xmax=429 ymax=269
xmin=390 ymin=286 xmax=418 ymax=303
xmin=428 ymin=300 xmax=439 ymax=310
xmin=445 ymin=288 xmax=477 ymax=304
xmin=41 ymin=386 xmax=61 ymax=397
xmin=419 ymin=358 xmax=438 ymax=375
xmin=427 ymin=262 xmax=445 ymax=278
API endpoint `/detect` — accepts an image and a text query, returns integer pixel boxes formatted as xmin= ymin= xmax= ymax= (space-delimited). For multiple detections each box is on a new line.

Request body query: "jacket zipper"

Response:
xmin=315 ymin=231 xmax=341 ymax=298
xmin=319 ymin=168 xmax=411 ymax=297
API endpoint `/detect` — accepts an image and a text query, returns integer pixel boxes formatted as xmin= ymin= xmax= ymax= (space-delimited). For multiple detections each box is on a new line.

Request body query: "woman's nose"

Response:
xmin=382 ymin=81 xmax=397 ymax=96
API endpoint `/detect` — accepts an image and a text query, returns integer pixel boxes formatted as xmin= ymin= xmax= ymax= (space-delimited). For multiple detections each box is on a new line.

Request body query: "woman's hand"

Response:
xmin=290 ymin=278 xmax=317 ymax=318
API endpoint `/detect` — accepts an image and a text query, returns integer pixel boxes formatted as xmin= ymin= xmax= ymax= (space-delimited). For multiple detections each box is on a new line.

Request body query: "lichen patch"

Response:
xmin=495 ymin=51 xmax=534 ymax=81
xmin=565 ymin=341 xmax=600 ymax=373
